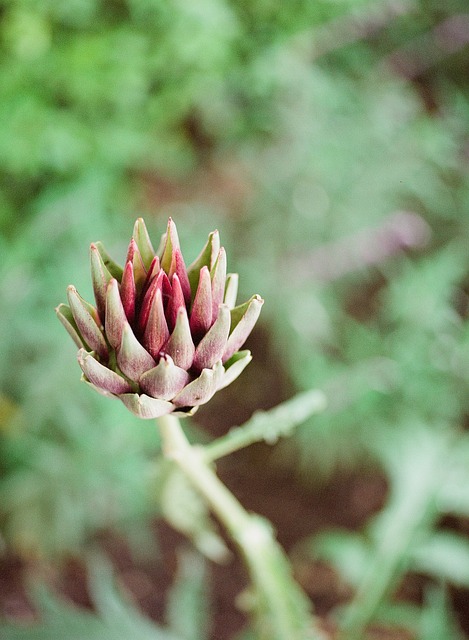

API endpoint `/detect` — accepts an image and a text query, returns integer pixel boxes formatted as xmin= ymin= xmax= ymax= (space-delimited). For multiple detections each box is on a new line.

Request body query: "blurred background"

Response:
xmin=1 ymin=0 xmax=469 ymax=638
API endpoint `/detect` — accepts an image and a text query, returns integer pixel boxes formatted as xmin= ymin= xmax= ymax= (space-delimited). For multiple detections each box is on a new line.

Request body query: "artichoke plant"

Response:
xmin=56 ymin=218 xmax=263 ymax=418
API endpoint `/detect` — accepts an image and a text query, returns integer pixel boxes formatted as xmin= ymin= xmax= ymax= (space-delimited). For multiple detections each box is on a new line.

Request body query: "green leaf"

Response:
xmin=2 ymin=555 xmax=182 ymax=640
xmin=410 ymin=531 xmax=469 ymax=588
xmin=419 ymin=585 xmax=465 ymax=640
xmin=438 ymin=435 xmax=469 ymax=518
xmin=373 ymin=601 xmax=421 ymax=633
xmin=309 ymin=530 xmax=370 ymax=587
xmin=165 ymin=549 xmax=210 ymax=640
xmin=160 ymin=465 xmax=229 ymax=563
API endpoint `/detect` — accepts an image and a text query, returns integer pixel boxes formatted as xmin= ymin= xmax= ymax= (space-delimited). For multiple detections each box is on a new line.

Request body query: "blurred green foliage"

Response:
xmin=1 ymin=553 xmax=206 ymax=640
xmin=1 ymin=0 xmax=469 ymax=637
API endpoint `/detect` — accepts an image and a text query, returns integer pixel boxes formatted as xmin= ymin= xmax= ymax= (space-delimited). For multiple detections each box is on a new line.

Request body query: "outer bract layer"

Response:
xmin=56 ymin=218 xmax=263 ymax=419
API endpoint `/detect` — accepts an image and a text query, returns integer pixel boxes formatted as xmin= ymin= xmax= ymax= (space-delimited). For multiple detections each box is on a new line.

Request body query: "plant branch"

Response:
xmin=157 ymin=413 xmax=325 ymax=640
xmin=203 ymin=388 xmax=326 ymax=462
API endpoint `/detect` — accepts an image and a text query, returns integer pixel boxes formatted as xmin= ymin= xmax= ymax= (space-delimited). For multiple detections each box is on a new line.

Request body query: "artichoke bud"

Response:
xmin=57 ymin=218 xmax=263 ymax=419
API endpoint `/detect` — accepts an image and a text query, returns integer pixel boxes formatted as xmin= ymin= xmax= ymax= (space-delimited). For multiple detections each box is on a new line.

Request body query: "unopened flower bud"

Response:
xmin=57 ymin=218 xmax=263 ymax=419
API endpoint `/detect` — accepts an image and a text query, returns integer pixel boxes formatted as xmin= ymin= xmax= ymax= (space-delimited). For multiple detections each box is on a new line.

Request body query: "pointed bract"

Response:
xmin=120 ymin=393 xmax=175 ymax=419
xmin=160 ymin=218 xmax=180 ymax=273
xmin=164 ymin=307 xmax=195 ymax=369
xmin=166 ymin=274 xmax=186 ymax=332
xmin=218 ymin=350 xmax=252 ymax=390
xmin=187 ymin=230 xmax=220 ymax=295
xmin=117 ymin=322 xmax=155 ymax=381
xmin=126 ymin=238 xmax=147 ymax=293
xmin=172 ymin=361 xmax=223 ymax=407
xmin=223 ymin=295 xmax=264 ymax=363
xmin=67 ymin=285 xmax=108 ymax=360
xmin=210 ymin=248 xmax=227 ymax=323
xmin=132 ymin=218 xmax=155 ymax=270
xmin=56 ymin=304 xmax=87 ymax=350
xmin=223 ymin=273 xmax=239 ymax=309
xmin=141 ymin=256 xmax=160 ymax=298
xmin=193 ymin=304 xmax=231 ymax=372
xmin=120 ymin=261 xmax=137 ymax=324
xmin=138 ymin=270 xmax=168 ymax=335
xmin=90 ymin=243 xmax=114 ymax=322
xmin=190 ymin=266 xmax=213 ymax=341
xmin=78 ymin=349 xmax=132 ymax=395
xmin=105 ymin=278 xmax=127 ymax=350
xmin=81 ymin=375 xmax=115 ymax=399
xmin=139 ymin=354 xmax=190 ymax=400
xmin=143 ymin=288 xmax=169 ymax=359
xmin=170 ymin=249 xmax=191 ymax=307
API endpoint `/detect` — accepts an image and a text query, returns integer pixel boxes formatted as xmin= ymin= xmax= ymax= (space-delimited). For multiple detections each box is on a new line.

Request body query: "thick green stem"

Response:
xmin=158 ymin=413 xmax=251 ymax=535
xmin=157 ymin=413 xmax=325 ymax=640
